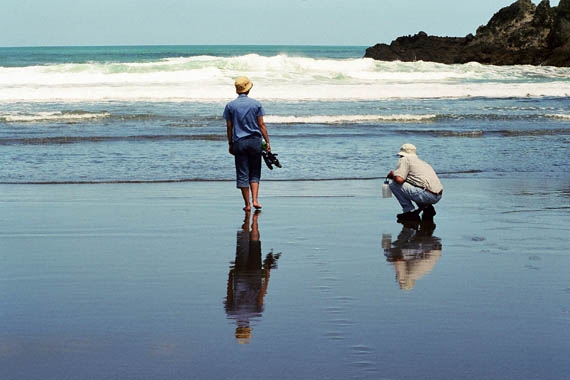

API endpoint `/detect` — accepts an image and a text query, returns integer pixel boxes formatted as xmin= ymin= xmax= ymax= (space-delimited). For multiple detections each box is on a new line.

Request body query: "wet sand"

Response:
xmin=1 ymin=176 xmax=569 ymax=380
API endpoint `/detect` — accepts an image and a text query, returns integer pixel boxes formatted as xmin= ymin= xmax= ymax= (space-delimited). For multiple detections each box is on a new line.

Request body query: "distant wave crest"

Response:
xmin=266 ymin=114 xmax=437 ymax=124
xmin=0 ymin=134 xmax=224 ymax=146
xmin=546 ymin=113 xmax=570 ymax=120
xmin=1 ymin=54 xmax=570 ymax=103
xmin=1 ymin=111 xmax=111 ymax=123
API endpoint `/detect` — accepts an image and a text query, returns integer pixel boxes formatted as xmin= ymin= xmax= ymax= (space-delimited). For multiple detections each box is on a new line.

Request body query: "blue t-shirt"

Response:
xmin=223 ymin=94 xmax=265 ymax=142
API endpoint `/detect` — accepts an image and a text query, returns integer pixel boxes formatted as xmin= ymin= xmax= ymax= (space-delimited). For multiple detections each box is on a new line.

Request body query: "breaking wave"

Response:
xmin=265 ymin=114 xmax=438 ymax=124
xmin=1 ymin=111 xmax=111 ymax=123
xmin=1 ymin=54 xmax=570 ymax=103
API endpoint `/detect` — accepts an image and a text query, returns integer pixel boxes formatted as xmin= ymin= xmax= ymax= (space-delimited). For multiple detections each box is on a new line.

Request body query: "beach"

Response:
xmin=1 ymin=176 xmax=569 ymax=380
xmin=1 ymin=44 xmax=569 ymax=379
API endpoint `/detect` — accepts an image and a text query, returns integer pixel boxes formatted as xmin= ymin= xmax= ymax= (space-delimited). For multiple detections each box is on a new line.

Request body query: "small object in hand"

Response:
xmin=382 ymin=178 xmax=392 ymax=198
xmin=262 ymin=150 xmax=282 ymax=170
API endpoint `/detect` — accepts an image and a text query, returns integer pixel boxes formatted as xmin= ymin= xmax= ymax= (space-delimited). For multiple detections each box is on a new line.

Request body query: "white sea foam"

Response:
xmin=546 ymin=113 xmax=570 ymax=119
xmin=265 ymin=114 xmax=437 ymax=124
xmin=1 ymin=54 xmax=569 ymax=103
xmin=2 ymin=111 xmax=111 ymax=123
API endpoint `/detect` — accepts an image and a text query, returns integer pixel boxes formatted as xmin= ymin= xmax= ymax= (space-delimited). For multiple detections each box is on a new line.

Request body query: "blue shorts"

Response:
xmin=233 ymin=136 xmax=262 ymax=188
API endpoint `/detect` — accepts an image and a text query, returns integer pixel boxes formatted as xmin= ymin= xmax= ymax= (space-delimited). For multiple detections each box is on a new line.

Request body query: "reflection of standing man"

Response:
xmin=225 ymin=211 xmax=281 ymax=344
xmin=383 ymin=223 xmax=442 ymax=290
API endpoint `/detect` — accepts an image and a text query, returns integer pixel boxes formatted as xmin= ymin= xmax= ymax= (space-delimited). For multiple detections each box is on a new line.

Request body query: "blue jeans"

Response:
xmin=234 ymin=136 xmax=262 ymax=188
xmin=389 ymin=181 xmax=442 ymax=212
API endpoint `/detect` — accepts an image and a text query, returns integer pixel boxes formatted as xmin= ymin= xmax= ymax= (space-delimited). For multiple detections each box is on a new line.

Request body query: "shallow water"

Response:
xmin=1 ymin=97 xmax=569 ymax=183
xmin=1 ymin=177 xmax=568 ymax=379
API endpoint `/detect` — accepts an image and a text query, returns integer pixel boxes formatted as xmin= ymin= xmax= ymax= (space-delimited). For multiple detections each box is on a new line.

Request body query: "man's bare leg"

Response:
xmin=251 ymin=182 xmax=262 ymax=209
xmin=240 ymin=187 xmax=251 ymax=211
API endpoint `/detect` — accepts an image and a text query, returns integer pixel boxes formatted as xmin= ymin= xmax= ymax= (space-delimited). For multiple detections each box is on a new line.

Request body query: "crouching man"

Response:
xmin=387 ymin=143 xmax=443 ymax=224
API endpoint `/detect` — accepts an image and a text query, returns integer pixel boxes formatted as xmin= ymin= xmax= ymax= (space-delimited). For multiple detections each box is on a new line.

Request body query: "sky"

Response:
xmin=0 ymin=0 xmax=561 ymax=47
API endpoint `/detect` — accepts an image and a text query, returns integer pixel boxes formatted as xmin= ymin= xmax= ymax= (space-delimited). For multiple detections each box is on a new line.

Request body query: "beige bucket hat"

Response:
xmin=234 ymin=76 xmax=253 ymax=94
xmin=397 ymin=143 xmax=417 ymax=157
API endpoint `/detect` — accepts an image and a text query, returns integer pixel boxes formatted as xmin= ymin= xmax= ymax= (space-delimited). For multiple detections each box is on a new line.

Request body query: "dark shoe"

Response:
xmin=421 ymin=205 xmax=436 ymax=222
xmin=397 ymin=210 xmax=421 ymax=222
xmin=262 ymin=150 xmax=273 ymax=169
xmin=268 ymin=151 xmax=281 ymax=168
xmin=262 ymin=150 xmax=281 ymax=170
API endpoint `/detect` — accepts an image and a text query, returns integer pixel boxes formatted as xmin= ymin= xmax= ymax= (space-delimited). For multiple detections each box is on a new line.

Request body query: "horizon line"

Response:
xmin=0 ymin=43 xmax=371 ymax=49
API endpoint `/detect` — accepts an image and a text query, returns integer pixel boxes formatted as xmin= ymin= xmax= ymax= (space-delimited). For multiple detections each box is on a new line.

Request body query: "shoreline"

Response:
xmin=2 ymin=176 xmax=569 ymax=246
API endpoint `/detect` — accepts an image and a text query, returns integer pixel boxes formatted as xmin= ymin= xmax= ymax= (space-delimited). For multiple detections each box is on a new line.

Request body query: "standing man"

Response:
xmin=387 ymin=143 xmax=443 ymax=223
xmin=224 ymin=76 xmax=272 ymax=211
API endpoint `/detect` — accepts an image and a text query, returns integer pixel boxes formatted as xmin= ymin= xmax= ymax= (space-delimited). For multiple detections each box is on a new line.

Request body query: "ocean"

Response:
xmin=0 ymin=45 xmax=569 ymax=183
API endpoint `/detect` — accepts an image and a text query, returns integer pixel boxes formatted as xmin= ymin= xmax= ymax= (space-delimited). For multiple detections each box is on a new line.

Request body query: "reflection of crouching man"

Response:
xmin=387 ymin=143 xmax=443 ymax=224
xmin=384 ymin=223 xmax=442 ymax=290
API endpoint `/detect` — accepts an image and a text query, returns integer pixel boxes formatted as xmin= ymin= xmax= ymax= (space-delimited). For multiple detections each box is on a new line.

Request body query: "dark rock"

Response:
xmin=364 ymin=0 xmax=570 ymax=66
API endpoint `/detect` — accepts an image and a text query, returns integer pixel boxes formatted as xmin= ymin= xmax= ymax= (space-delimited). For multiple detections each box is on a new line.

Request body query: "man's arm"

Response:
xmin=226 ymin=119 xmax=234 ymax=155
xmin=257 ymin=115 xmax=271 ymax=151
xmin=387 ymin=170 xmax=405 ymax=184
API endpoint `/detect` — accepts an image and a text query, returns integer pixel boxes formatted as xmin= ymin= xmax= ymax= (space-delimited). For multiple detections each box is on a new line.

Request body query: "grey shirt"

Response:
xmin=393 ymin=155 xmax=443 ymax=193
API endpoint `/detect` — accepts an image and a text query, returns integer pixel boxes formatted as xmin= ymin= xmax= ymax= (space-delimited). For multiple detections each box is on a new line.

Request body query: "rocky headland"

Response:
xmin=364 ymin=0 xmax=570 ymax=66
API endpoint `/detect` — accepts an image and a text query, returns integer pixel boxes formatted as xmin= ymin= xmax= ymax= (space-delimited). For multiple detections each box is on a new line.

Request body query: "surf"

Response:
xmin=1 ymin=53 xmax=570 ymax=103
xmin=265 ymin=114 xmax=438 ymax=124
